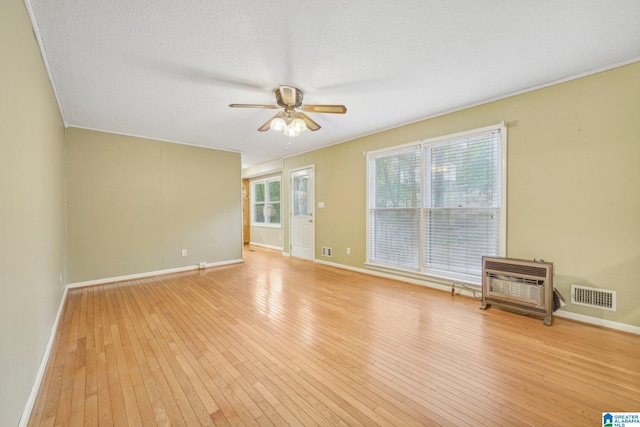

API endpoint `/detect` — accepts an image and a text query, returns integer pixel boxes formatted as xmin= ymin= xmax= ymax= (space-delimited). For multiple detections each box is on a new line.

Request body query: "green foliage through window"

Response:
xmin=368 ymin=127 xmax=504 ymax=280
xmin=252 ymin=177 xmax=281 ymax=226
xmin=255 ymin=183 xmax=265 ymax=202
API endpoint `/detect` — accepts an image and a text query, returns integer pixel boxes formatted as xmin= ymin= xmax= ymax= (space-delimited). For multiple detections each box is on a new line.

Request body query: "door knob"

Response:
xmin=309 ymin=219 xmax=313 ymax=223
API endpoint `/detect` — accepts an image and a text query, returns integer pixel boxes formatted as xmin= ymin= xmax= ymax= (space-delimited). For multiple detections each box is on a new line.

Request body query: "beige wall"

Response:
xmin=250 ymin=226 xmax=283 ymax=249
xmin=66 ymin=128 xmax=242 ymax=283
xmin=0 ymin=2 xmax=67 ymax=425
xmin=284 ymin=62 xmax=640 ymax=327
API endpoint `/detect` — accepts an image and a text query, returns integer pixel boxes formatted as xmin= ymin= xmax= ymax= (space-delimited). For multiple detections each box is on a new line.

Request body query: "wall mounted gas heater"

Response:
xmin=480 ymin=256 xmax=554 ymax=325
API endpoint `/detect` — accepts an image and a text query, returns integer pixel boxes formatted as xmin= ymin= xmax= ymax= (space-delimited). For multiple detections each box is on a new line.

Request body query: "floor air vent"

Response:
xmin=571 ymin=285 xmax=616 ymax=311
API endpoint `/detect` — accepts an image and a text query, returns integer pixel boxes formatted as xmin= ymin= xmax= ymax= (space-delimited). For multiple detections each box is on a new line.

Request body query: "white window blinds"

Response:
xmin=369 ymin=147 xmax=421 ymax=270
xmin=367 ymin=126 xmax=505 ymax=282
xmin=425 ymin=131 xmax=501 ymax=277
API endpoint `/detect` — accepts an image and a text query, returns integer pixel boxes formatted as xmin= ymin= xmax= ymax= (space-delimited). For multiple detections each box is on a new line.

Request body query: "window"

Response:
xmin=251 ymin=177 xmax=281 ymax=227
xmin=367 ymin=124 xmax=506 ymax=283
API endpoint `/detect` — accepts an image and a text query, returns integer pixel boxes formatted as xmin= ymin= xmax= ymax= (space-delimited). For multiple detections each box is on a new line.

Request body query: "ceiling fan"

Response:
xmin=229 ymin=86 xmax=347 ymax=137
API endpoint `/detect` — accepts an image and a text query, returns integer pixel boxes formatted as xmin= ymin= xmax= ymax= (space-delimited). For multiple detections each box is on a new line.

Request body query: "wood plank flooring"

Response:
xmin=29 ymin=246 xmax=640 ymax=426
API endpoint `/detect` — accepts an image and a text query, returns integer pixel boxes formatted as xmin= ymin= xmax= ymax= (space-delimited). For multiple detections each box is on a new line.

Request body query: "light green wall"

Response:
xmin=249 ymin=226 xmax=283 ymax=249
xmin=284 ymin=62 xmax=640 ymax=327
xmin=66 ymin=128 xmax=242 ymax=283
xmin=0 ymin=1 xmax=67 ymax=425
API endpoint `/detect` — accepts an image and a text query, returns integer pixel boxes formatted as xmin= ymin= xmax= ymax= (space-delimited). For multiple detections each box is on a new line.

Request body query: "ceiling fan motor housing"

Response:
xmin=276 ymin=86 xmax=303 ymax=108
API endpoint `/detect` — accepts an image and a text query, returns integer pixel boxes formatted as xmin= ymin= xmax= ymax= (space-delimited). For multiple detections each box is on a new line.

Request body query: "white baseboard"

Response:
xmin=313 ymin=259 xmax=479 ymax=298
xmin=206 ymin=259 xmax=245 ymax=268
xmin=313 ymin=259 xmax=640 ymax=335
xmin=282 ymin=252 xmax=291 ymax=257
xmin=20 ymin=258 xmax=244 ymax=423
xmin=248 ymin=242 xmax=283 ymax=251
xmin=19 ymin=286 xmax=69 ymax=427
xmin=554 ymin=310 xmax=640 ymax=335
xmin=68 ymin=259 xmax=244 ymax=289
xmin=21 ymin=258 xmax=637 ymax=427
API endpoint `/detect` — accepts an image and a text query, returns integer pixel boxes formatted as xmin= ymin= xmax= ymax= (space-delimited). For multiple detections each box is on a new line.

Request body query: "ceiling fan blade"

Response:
xmin=301 ymin=104 xmax=347 ymax=114
xmin=258 ymin=115 xmax=276 ymax=132
xmin=258 ymin=112 xmax=285 ymax=132
xmin=229 ymin=104 xmax=279 ymax=109
xmin=297 ymin=113 xmax=321 ymax=131
xmin=134 ymin=58 xmax=272 ymax=91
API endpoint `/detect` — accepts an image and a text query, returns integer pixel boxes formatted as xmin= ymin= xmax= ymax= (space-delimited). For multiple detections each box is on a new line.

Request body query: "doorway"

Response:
xmin=290 ymin=166 xmax=314 ymax=260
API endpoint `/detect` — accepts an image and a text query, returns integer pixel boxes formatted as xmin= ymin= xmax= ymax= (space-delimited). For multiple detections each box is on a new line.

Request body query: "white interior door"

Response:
xmin=290 ymin=167 xmax=314 ymax=260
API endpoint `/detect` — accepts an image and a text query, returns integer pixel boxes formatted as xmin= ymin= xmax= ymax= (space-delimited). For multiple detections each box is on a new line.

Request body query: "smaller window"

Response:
xmin=251 ymin=177 xmax=281 ymax=227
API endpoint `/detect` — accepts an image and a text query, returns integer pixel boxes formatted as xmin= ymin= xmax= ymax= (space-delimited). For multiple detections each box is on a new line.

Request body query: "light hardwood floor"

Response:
xmin=29 ymin=246 xmax=640 ymax=426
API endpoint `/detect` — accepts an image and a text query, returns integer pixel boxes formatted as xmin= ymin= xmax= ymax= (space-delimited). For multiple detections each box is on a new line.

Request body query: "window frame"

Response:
xmin=366 ymin=123 xmax=507 ymax=285
xmin=250 ymin=176 xmax=282 ymax=228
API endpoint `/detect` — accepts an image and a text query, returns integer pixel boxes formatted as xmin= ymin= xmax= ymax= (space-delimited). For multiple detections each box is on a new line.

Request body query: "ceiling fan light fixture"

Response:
xmin=270 ymin=117 xmax=286 ymax=131
xmin=283 ymin=126 xmax=300 ymax=137
xmin=290 ymin=117 xmax=307 ymax=133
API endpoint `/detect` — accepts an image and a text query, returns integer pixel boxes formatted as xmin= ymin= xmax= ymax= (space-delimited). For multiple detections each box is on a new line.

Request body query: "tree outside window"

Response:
xmin=367 ymin=125 xmax=505 ymax=283
xmin=252 ymin=177 xmax=281 ymax=227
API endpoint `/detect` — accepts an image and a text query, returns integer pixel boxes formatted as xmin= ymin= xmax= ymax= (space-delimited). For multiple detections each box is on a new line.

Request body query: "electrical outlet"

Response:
xmin=181 ymin=249 xmax=187 ymax=256
xmin=347 ymin=247 xmax=351 ymax=255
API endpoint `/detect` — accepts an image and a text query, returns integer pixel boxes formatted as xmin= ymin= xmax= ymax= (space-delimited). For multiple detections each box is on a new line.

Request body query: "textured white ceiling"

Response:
xmin=27 ymin=0 xmax=640 ymax=167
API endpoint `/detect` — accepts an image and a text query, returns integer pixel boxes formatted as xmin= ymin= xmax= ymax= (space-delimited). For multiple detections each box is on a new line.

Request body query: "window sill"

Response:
xmin=364 ymin=262 xmax=481 ymax=288
xmin=251 ymin=223 xmax=282 ymax=229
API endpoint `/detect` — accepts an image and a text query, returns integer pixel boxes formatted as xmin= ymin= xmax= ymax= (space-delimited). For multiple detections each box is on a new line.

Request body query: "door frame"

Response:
xmin=289 ymin=165 xmax=315 ymax=260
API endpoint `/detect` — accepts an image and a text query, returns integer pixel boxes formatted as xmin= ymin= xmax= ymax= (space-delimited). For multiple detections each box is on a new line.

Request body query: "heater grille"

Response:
xmin=571 ymin=285 xmax=616 ymax=311
xmin=487 ymin=273 xmax=545 ymax=308
xmin=484 ymin=261 xmax=548 ymax=278
xmin=481 ymin=256 xmax=553 ymax=325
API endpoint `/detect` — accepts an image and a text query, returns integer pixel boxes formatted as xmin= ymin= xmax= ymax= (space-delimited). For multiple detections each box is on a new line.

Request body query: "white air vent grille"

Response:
xmin=321 ymin=246 xmax=332 ymax=257
xmin=571 ymin=285 xmax=616 ymax=311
